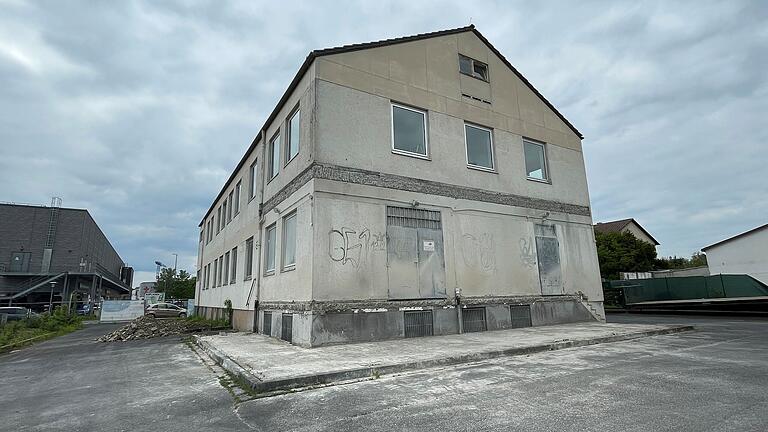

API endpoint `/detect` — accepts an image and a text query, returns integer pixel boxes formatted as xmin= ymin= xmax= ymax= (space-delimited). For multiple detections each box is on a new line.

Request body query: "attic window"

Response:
xmin=459 ymin=54 xmax=488 ymax=81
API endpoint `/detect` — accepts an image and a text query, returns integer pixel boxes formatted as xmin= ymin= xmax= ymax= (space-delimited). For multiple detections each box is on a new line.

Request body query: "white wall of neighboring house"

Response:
xmin=705 ymin=226 xmax=768 ymax=285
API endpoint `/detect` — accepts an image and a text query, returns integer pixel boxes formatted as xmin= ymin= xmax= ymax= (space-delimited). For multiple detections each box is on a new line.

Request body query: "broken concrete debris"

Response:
xmin=97 ymin=315 xmax=226 ymax=342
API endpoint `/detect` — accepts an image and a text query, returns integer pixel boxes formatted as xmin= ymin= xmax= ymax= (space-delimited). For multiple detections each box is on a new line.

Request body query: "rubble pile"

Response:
xmin=97 ymin=315 xmax=225 ymax=342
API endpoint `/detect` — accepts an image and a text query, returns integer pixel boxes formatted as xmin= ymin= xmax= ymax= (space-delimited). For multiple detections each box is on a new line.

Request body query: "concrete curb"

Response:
xmin=194 ymin=325 xmax=694 ymax=394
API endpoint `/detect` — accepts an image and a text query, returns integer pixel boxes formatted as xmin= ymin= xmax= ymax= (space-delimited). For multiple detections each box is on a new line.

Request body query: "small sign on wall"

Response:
xmin=423 ymin=240 xmax=435 ymax=252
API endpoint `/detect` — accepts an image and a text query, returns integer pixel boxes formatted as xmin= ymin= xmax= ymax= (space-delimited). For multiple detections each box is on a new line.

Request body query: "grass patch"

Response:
xmin=185 ymin=315 xmax=230 ymax=329
xmin=0 ymin=308 xmax=83 ymax=353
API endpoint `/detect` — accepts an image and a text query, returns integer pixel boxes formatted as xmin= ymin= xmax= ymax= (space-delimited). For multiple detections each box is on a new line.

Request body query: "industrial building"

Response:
xmin=0 ymin=201 xmax=132 ymax=310
xmin=703 ymin=223 xmax=768 ymax=285
xmin=195 ymin=26 xmax=604 ymax=346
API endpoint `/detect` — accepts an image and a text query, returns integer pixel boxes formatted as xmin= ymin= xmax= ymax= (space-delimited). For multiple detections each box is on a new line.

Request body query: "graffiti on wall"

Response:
xmin=462 ymin=233 xmax=496 ymax=272
xmin=329 ymin=227 xmax=385 ymax=269
xmin=519 ymin=237 xmax=537 ymax=268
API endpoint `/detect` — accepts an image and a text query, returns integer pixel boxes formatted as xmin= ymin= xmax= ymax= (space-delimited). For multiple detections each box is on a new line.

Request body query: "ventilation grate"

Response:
xmin=462 ymin=307 xmax=487 ymax=333
xmin=404 ymin=310 xmax=434 ymax=338
xmin=281 ymin=313 xmax=293 ymax=343
xmin=387 ymin=206 xmax=442 ymax=229
xmin=510 ymin=304 xmax=532 ymax=328
xmin=262 ymin=312 xmax=272 ymax=336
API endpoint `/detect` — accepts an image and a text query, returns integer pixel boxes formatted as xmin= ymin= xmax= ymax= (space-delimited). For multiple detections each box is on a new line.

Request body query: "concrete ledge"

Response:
xmin=194 ymin=324 xmax=693 ymax=395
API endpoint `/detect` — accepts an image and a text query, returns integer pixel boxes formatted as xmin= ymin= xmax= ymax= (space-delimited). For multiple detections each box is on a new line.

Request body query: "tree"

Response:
xmin=655 ymin=252 xmax=708 ymax=270
xmin=156 ymin=268 xmax=197 ymax=299
xmin=595 ymin=231 xmax=657 ymax=280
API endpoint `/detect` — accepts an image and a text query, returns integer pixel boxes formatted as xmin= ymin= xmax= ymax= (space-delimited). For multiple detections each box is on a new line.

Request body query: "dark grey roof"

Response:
xmin=702 ymin=223 xmax=768 ymax=251
xmin=594 ymin=218 xmax=660 ymax=245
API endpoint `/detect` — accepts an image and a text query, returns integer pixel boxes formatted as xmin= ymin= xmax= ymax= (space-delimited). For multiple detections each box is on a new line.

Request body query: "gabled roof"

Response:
xmin=702 ymin=223 xmax=768 ymax=251
xmin=594 ymin=218 xmax=660 ymax=245
xmin=199 ymin=25 xmax=583 ymax=226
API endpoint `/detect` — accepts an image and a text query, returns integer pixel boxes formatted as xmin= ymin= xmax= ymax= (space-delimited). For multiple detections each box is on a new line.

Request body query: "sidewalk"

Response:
xmin=194 ymin=322 xmax=692 ymax=394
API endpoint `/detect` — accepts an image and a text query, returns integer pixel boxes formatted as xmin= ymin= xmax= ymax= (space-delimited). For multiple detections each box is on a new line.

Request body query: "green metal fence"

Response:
xmin=603 ymin=274 xmax=768 ymax=306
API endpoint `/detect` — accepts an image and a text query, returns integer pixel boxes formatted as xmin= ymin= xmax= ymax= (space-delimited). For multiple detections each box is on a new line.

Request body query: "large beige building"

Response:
xmin=195 ymin=26 xmax=604 ymax=347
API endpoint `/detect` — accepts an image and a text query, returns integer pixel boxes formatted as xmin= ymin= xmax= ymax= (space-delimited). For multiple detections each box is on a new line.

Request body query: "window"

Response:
xmin=268 ymin=133 xmax=280 ymax=180
xmin=216 ymin=208 xmax=221 ymax=234
xmin=524 ymin=140 xmax=549 ymax=182
xmin=223 ymin=252 xmax=230 ymax=285
xmin=212 ymin=258 xmax=218 ymax=287
xmin=222 ymin=200 xmax=228 ymax=227
xmin=282 ymin=211 xmax=297 ymax=269
xmin=227 ymin=191 xmax=233 ymax=223
xmin=203 ymin=265 xmax=208 ymax=289
xmin=249 ymin=161 xmax=258 ymax=200
xmin=205 ymin=264 xmax=210 ymax=289
xmin=264 ymin=223 xmax=277 ymax=274
xmin=234 ymin=181 xmax=241 ymax=215
xmin=459 ymin=54 xmax=488 ymax=81
xmin=218 ymin=256 xmax=224 ymax=286
xmin=199 ymin=230 xmax=203 ymax=243
xmin=286 ymin=109 xmax=300 ymax=164
xmin=465 ymin=124 xmax=494 ymax=170
xmin=244 ymin=237 xmax=254 ymax=280
xmin=391 ymin=104 xmax=428 ymax=157
xmin=230 ymin=247 xmax=237 ymax=284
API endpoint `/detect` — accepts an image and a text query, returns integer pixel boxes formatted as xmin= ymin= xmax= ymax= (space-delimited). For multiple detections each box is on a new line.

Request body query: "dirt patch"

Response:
xmin=97 ymin=316 xmax=228 ymax=342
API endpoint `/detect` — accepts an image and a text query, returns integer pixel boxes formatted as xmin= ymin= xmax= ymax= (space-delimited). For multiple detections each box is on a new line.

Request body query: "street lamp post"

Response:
xmin=48 ymin=281 xmax=57 ymax=313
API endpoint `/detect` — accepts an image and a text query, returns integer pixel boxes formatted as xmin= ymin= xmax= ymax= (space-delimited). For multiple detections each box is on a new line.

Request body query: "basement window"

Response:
xmin=459 ymin=54 xmax=488 ymax=81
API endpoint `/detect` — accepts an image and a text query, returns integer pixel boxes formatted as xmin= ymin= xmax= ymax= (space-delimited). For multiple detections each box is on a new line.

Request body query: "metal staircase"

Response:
xmin=9 ymin=273 xmax=67 ymax=302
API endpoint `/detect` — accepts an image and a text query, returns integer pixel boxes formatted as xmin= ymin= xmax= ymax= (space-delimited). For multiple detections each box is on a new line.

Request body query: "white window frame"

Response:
xmin=464 ymin=123 xmax=496 ymax=172
xmin=264 ymin=223 xmax=277 ymax=275
xmin=218 ymin=255 xmax=224 ymax=287
xmin=244 ymin=237 xmax=254 ymax=280
xmin=523 ymin=138 xmax=550 ymax=183
xmin=390 ymin=103 xmax=429 ymax=160
xmin=249 ymin=160 xmax=258 ymax=201
xmin=234 ymin=180 xmax=241 ymax=215
xmin=227 ymin=191 xmax=233 ymax=223
xmin=224 ymin=252 xmax=230 ymax=285
xmin=285 ymin=107 xmax=300 ymax=166
xmin=212 ymin=258 xmax=218 ymax=288
xmin=230 ymin=247 xmax=237 ymax=284
xmin=222 ymin=199 xmax=228 ymax=227
xmin=268 ymin=132 xmax=280 ymax=181
xmin=281 ymin=211 xmax=297 ymax=271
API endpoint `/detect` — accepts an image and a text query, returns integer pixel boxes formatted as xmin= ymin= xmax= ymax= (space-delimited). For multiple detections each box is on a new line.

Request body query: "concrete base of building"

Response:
xmin=254 ymin=295 xmax=603 ymax=347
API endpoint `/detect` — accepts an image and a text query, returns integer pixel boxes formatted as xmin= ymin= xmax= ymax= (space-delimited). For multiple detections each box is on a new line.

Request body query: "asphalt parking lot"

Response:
xmin=1 ymin=314 xmax=766 ymax=431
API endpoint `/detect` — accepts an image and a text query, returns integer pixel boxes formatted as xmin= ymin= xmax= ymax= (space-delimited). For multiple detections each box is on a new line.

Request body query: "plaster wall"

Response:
xmin=623 ymin=222 xmax=657 ymax=247
xmin=311 ymin=182 xmax=603 ymax=303
xmin=706 ymin=228 xmax=768 ymax=285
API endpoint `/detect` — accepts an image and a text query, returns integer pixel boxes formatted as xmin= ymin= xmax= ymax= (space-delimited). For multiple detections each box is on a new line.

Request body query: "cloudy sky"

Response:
xmin=1 ymin=0 xmax=765 ymax=283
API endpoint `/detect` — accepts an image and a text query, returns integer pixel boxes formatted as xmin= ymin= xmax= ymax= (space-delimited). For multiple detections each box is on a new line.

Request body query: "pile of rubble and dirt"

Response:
xmin=97 ymin=315 xmax=228 ymax=342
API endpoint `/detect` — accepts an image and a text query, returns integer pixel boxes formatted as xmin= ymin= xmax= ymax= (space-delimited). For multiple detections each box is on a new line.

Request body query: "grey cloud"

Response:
xmin=1 ymin=0 xmax=765 ymax=280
